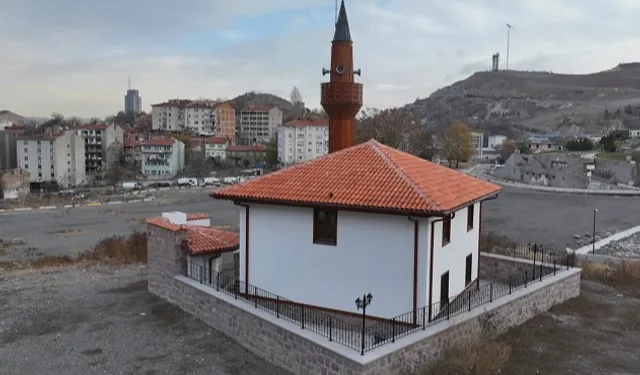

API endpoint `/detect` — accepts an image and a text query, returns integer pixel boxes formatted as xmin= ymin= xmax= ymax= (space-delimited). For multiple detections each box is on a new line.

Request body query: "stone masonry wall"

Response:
xmin=479 ymin=253 xmax=558 ymax=281
xmin=147 ymin=224 xmax=582 ymax=375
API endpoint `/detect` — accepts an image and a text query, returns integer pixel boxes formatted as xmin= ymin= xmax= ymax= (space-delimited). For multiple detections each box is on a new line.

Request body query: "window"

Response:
xmin=24 ymin=156 xmax=28 ymax=161
xmin=442 ymin=217 xmax=451 ymax=246
xmin=313 ymin=208 xmax=337 ymax=245
xmin=467 ymin=205 xmax=474 ymax=231
xmin=465 ymin=254 xmax=472 ymax=285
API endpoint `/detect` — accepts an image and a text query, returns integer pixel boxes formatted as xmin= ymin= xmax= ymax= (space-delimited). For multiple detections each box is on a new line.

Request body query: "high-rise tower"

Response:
xmin=320 ymin=0 xmax=363 ymax=153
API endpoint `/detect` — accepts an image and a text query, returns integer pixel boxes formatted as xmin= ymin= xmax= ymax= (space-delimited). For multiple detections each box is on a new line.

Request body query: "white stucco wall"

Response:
xmin=238 ymin=204 xmax=433 ymax=319
xmin=187 ymin=252 xmax=236 ymax=280
xmin=430 ymin=203 xmax=480 ymax=310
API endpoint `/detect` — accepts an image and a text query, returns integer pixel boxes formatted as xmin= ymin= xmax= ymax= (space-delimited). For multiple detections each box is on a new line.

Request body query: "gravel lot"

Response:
xmin=0 ymin=265 xmax=291 ymax=375
xmin=1 ymin=186 xmax=639 ymax=261
xmin=1 ymin=266 xmax=638 ymax=375
xmin=597 ymin=231 xmax=640 ymax=258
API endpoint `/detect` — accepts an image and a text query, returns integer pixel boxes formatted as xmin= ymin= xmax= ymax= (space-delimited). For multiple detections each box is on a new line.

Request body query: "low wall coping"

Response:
xmin=481 ymin=174 xmax=640 ymax=196
xmin=481 ymin=252 xmax=561 ymax=268
xmin=175 ymin=267 xmax=582 ymax=365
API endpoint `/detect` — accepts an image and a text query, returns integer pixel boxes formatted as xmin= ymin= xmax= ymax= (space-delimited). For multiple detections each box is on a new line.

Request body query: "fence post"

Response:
xmin=525 ymin=271 xmax=528 ymax=287
xmin=254 ymin=287 xmax=258 ymax=308
xmin=276 ymin=296 xmax=280 ymax=318
xmin=447 ymin=301 xmax=450 ymax=320
xmin=509 ymin=276 xmax=512 ymax=294
xmin=392 ymin=318 xmax=396 ymax=342
xmin=301 ymin=305 xmax=305 ymax=329
xmin=533 ymin=244 xmax=537 ymax=269
xmin=490 ymin=283 xmax=493 ymax=302
xmin=199 ymin=265 xmax=203 ymax=284
xmin=234 ymin=281 xmax=239 ymax=299
xmin=554 ymin=260 xmax=557 ymax=276
xmin=468 ymin=290 xmax=472 ymax=311
xmin=216 ymin=272 xmax=220 ymax=291
xmin=541 ymin=245 xmax=545 ymax=264
xmin=328 ymin=317 xmax=332 ymax=341
xmin=422 ymin=308 xmax=426 ymax=330
xmin=566 ymin=254 xmax=570 ymax=270
xmin=540 ymin=264 xmax=543 ymax=282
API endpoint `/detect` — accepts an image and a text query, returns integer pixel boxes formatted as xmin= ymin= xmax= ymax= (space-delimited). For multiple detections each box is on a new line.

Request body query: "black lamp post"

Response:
xmin=355 ymin=293 xmax=373 ymax=355
xmin=592 ymin=208 xmax=598 ymax=254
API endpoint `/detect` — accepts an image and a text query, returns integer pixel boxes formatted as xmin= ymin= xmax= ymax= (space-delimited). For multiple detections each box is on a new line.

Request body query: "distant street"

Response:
xmin=1 ymin=187 xmax=639 ymax=261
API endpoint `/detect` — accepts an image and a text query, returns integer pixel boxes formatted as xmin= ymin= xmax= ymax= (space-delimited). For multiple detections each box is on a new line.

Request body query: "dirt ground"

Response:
xmin=1 ymin=266 xmax=638 ymax=375
xmin=499 ymin=280 xmax=640 ymax=375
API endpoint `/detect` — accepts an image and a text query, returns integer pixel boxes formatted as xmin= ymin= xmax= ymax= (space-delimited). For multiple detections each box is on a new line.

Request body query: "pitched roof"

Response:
xmin=333 ymin=0 xmax=352 ymax=42
xmin=284 ymin=118 xmax=328 ymax=127
xmin=146 ymin=217 xmax=239 ymax=255
xmin=143 ymin=138 xmax=175 ymax=147
xmin=212 ymin=140 xmax=501 ymax=214
xmin=205 ymin=137 xmax=228 ymax=145
xmin=187 ymin=213 xmax=209 ymax=221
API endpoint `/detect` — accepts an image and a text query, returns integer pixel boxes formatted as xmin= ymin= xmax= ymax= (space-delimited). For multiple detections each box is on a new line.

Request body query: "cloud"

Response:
xmin=2 ymin=0 xmax=640 ymax=117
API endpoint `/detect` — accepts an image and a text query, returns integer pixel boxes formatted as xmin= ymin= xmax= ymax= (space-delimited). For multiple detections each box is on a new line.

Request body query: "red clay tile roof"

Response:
xmin=146 ymin=217 xmax=238 ymax=255
xmin=187 ymin=213 xmax=209 ymax=221
xmin=143 ymin=138 xmax=174 ymax=147
xmin=227 ymin=145 xmax=266 ymax=152
xmin=216 ymin=102 xmax=234 ymax=110
xmin=123 ymin=138 xmax=141 ymax=147
xmin=285 ymin=118 xmax=328 ymax=127
xmin=183 ymin=226 xmax=239 ymax=255
xmin=212 ymin=140 xmax=501 ymax=214
xmin=205 ymin=137 xmax=227 ymax=145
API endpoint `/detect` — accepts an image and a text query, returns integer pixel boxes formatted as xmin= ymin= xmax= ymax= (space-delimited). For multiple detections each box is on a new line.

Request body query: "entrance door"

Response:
xmin=440 ymin=271 xmax=450 ymax=306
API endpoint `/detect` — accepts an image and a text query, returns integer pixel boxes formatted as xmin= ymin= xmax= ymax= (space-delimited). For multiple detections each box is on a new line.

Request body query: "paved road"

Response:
xmin=1 ymin=187 xmax=639 ymax=261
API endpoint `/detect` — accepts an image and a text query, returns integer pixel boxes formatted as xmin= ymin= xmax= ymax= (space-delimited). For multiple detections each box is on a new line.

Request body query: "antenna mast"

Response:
xmin=506 ymin=23 xmax=515 ymax=70
xmin=128 ymin=76 xmax=131 ymax=90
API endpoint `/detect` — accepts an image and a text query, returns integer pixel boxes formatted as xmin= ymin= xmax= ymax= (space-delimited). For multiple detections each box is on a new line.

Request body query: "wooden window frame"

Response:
xmin=467 ymin=205 xmax=474 ymax=232
xmin=442 ymin=216 xmax=451 ymax=246
xmin=313 ymin=208 xmax=337 ymax=246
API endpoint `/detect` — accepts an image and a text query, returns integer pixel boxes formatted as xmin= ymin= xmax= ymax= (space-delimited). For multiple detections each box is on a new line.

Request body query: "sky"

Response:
xmin=2 ymin=0 xmax=640 ymax=118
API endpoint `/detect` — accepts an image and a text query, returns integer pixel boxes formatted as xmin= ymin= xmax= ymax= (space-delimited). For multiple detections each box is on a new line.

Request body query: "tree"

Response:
xmin=443 ymin=121 xmax=474 ymax=168
xmin=565 ymin=138 xmax=594 ymax=151
xmin=289 ymin=86 xmax=305 ymax=118
xmin=265 ymin=138 xmax=278 ymax=167
xmin=104 ymin=165 xmax=126 ymax=188
xmin=600 ymin=134 xmax=617 ymax=152
xmin=500 ymin=140 xmax=516 ymax=161
xmin=518 ymin=144 xmax=531 ymax=154
xmin=356 ymin=107 xmax=432 ymax=157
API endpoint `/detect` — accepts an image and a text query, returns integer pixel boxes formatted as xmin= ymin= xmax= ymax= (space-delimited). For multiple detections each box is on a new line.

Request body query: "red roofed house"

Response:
xmin=147 ymin=212 xmax=240 ymax=282
xmin=277 ymin=117 xmax=328 ymax=166
xmin=141 ymin=137 xmax=185 ymax=178
xmin=226 ymin=145 xmax=267 ymax=167
xmin=211 ymin=0 xmax=501 ymax=322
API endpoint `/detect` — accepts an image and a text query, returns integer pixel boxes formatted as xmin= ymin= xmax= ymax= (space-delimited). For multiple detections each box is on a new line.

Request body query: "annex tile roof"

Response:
xmin=212 ymin=139 xmax=501 ymax=214
xmin=146 ymin=216 xmax=239 ymax=255
xmin=187 ymin=213 xmax=209 ymax=221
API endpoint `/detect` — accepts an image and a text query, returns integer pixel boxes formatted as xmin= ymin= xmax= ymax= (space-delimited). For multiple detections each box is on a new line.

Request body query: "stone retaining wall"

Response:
xmin=147 ymin=224 xmax=582 ymax=375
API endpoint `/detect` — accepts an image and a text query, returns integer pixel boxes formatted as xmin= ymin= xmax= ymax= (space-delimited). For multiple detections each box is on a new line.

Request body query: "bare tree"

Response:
xmin=356 ymin=107 xmax=432 ymax=157
xmin=290 ymin=86 xmax=305 ymax=118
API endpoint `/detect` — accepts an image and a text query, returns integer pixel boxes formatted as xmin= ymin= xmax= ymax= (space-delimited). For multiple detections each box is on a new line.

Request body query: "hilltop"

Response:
xmin=228 ymin=92 xmax=294 ymax=116
xmin=405 ymin=63 xmax=640 ymax=137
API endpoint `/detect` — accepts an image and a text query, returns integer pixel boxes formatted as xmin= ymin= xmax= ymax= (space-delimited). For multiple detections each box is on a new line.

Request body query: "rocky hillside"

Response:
xmin=405 ymin=63 xmax=640 ymax=137
xmin=228 ymin=92 xmax=294 ymax=118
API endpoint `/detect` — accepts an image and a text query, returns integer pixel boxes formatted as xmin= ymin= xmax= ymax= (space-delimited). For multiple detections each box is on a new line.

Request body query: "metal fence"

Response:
xmin=479 ymin=234 xmax=577 ymax=267
xmin=184 ymin=244 xmax=575 ymax=355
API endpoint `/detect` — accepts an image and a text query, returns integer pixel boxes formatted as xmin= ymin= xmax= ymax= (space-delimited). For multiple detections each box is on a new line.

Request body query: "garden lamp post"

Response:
xmin=592 ymin=208 xmax=598 ymax=254
xmin=355 ymin=293 xmax=373 ymax=355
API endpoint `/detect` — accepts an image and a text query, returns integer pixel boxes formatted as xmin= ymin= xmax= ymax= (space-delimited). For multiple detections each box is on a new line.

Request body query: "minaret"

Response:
xmin=321 ymin=0 xmax=363 ymax=153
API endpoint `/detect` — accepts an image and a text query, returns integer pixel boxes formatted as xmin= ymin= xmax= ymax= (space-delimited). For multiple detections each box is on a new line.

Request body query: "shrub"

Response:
xmin=579 ymin=260 xmax=640 ymax=288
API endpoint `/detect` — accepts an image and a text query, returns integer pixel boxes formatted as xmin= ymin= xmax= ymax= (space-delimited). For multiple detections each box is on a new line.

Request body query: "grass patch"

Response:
xmin=0 ymin=231 xmax=147 ymax=271
xmin=579 ymin=260 xmax=640 ymax=288
xmin=411 ymin=339 xmax=511 ymax=375
xmin=596 ymin=152 xmax=628 ymax=160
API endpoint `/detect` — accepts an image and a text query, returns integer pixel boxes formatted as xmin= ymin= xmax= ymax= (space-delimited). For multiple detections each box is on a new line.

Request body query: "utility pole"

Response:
xmin=506 ymin=23 xmax=515 ymax=70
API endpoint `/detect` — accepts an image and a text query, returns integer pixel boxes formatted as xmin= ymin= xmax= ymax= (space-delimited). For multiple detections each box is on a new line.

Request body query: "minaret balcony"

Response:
xmin=320 ymin=82 xmax=363 ymax=107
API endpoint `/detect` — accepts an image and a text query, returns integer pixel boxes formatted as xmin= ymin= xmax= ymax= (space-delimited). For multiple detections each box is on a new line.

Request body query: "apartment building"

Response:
xmin=205 ymin=137 xmax=230 ymax=160
xmin=0 ymin=123 xmax=25 ymax=170
xmin=0 ymin=110 xmax=24 ymax=125
xmin=470 ymin=132 xmax=484 ymax=159
xmin=239 ymin=106 xmax=283 ymax=144
xmin=151 ymin=100 xmax=236 ymax=142
xmin=226 ymin=145 xmax=267 ymax=167
xmin=141 ymin=138 xmax=185 ymax=179
xmin=277 ymin=118 xmax=328 ymax=166
xmin=73 ymin=123 xmax=124 ymax=176
xmin=15 ymin=130 xmax=86 ymax=187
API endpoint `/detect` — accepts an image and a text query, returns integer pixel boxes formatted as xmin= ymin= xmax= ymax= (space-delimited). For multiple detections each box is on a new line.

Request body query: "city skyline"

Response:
xmin=3 ymin=0 xmax=640 ymax=117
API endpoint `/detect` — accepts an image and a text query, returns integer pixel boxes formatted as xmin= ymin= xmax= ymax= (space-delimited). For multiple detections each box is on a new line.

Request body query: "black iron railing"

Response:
xmin=184 ymin=246 xmax=575 ymax=354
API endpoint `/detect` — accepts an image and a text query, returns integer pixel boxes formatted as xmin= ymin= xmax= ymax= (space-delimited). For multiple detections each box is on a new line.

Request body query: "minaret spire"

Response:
xmin=333 ymin=0 xmax=352 ymax=42
xmin=321 ymin=0 xmax=363 ymax=153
